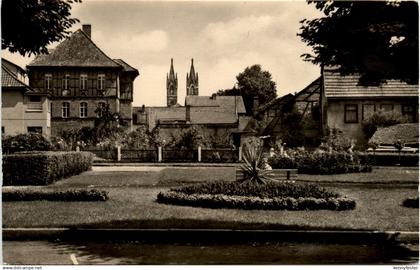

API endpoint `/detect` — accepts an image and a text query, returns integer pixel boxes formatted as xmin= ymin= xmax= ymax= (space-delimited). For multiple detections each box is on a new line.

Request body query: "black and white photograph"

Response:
xmin=1 ymin=0 xmax=419 ymax=266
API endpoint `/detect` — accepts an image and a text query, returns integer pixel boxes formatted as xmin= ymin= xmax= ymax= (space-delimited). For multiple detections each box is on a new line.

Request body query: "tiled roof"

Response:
xmin=370 ymin=123 xmax=419 ymax=145
xmin=255 ymin=94 xmax=294 ymax=115
xmin=113 ymin=59 xmax=139 ymax=75
xmin=28 ymin=30 xmax=121 ymax=68
xmin=323 ymin=68 xmax=418 ymax=98
xmin=185 ymin=95 xmax=246 ymax=114
xmin=1 ymin=64 xmax=33 ymax=92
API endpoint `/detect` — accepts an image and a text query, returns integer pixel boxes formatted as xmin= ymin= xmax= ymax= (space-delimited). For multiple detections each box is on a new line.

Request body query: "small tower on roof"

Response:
xmin=186 ymin=58 xmax=199 ymax=96
xmin=166 ymin=58 xmax=178 ymax=106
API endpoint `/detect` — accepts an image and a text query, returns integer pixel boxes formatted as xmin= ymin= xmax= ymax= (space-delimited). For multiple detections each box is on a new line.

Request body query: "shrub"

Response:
xmin=268 ymin=149 xmax=372 ymax=174
xmin=157 ymin=191 xmax=355 ymax=211
xmin=240 ymin=138 xmax=268 ymax=184
xmin=402 ymin=197 xmax=419 ymax=208
xmin=362 ymin=110 xmax=408 ymax=139
xmin=172 ymin=181 xmax=339 ymax=199
xmin=2 ymin=133 xmax=53 ymax=154
xmin=2 ymin=189 xmax=108 ymax=201
xmin=2 ymin=151 xmax=94 ymax=186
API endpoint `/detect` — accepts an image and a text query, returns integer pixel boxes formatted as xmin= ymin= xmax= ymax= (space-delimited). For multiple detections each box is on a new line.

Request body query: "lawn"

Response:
xmin=2 ymin=166 xmax=419 ymax=231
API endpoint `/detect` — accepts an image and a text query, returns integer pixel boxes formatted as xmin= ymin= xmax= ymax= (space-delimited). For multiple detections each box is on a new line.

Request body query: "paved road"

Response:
xmin=3 ymin=240 xmax=418 ymax=265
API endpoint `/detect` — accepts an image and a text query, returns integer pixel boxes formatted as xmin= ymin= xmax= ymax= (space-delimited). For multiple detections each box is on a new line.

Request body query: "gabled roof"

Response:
xmin=370 ymin=123 xmax=419 ymax=145
xmin=113 ymin=59 xmax=139 ymax=75
xmin=28 ymin=29 xmax=121 ymax=68
xmin=295 ymin=77 xmax=321 ymax=102
xmin=323 ymin=67 xmax=418 ymax=98
xmin=1 ymin=64 xmax=34 ymax=93
xmin=255 ymin=94 xmax=294 ymax=115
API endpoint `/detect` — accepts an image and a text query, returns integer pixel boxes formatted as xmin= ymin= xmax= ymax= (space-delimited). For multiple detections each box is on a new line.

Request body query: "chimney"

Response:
xmin=82 ymin=24 xmax=92 ymax=38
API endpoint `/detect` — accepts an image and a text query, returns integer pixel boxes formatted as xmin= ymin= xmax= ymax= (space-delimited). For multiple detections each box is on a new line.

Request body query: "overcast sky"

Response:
xmin=2 ymin=0 xmax=322 ymax=106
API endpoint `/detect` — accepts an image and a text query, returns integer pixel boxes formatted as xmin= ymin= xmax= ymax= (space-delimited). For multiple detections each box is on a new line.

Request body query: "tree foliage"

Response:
xmin=298 ymin=1 xmax=418 ymax=85
xmin=2 ymin=0 xmax=81 ymax=56
xmin=217 ymin=65 xmax=277 ymax=115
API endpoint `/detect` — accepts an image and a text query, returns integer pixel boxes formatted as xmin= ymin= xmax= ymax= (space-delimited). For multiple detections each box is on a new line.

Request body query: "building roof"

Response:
xmin=255 ymin=93 xmax=294 ymax=115
xmin=113 ymin=59 xmax=139 ymax=75
xmin=323 ymin=67 xmax=418 ymax=98
xmin=185 ymin=95 xmax=246 ymax=114
xmin=1 ymin=64 xmax=34 ymax=93
xmin=369 ymin=123 xmax=419 ymax=145
xmin=28 ymin=29 xmax=121 ymax=68
xmin=2 ymin=58 xmax=26 ymax=75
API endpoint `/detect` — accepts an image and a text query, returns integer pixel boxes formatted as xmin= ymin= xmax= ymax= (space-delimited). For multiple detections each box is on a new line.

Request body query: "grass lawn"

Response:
xmin=3 ymin=166 xmax=419 ymax=231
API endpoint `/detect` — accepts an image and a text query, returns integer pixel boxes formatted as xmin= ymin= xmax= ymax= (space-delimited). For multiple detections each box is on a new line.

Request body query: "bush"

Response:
xmin=2 ymin=189 xmax=108 ymax=201
xmin=268 ymin=149 xmax=372 ymax=175
xmin=157 ymin=181 xmax=355 ymax=211
xmin=2 ymin=133 xmax=53 ymax=154
xmin=358 ymin=152 xmax=419 ymax=166
xmin=172 ymin=181 xmax=339 ymax=199
xmin=157 ymin=191 xmax=355 ymax=211
xmin=362 ymin=110 xmax=408 ymax=139
xmin=402 ymin=197 xmax=419 ymax=208
xmin=2 ymin=151 xmax=94 ymax=186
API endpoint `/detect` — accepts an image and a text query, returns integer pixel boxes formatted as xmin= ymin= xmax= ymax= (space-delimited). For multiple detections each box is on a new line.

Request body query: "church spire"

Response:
xmin=186 ymin=58 xmax=199 ymax=96
xmin=166 ymin=58 xmax=178 ymax=107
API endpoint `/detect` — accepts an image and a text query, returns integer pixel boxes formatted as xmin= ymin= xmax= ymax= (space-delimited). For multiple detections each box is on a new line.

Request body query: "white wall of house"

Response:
xmin=1 ymin=89 xmax=51 ymax=138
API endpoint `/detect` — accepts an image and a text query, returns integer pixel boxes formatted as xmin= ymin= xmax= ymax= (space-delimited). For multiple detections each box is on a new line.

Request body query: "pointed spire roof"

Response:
xmin=28 ymin=29 xmax=121 ymax=68
xmin=188 ymin=58 xmax=197 ymax=81
xmin=168 ymin=58 xmax=177 ymax=79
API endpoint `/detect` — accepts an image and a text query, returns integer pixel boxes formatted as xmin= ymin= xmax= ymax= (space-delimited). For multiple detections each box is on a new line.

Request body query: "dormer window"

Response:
xmin=98 ymin=74 xmax=105 ymax=90
xmin=45 ymin=74 xmax=52 ymax=90
xmin=80 ymin=74 xmax=88 ymax=90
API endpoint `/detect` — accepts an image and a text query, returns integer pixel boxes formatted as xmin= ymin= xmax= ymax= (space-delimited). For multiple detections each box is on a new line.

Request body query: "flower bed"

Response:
xmin=2 ymin=189 xmax=108 ymax=201
xmin=157 ymin=181 xmax=356 ymax=211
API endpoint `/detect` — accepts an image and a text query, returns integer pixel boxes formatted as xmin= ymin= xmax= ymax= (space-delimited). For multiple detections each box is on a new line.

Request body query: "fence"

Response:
xmin=82 ymin=146 xmax=242 ymax=163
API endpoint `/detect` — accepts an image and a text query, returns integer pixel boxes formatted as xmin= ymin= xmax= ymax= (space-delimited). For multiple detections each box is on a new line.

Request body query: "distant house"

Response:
xmin=26 ymin=24 xmax=139 ymax=136
xmin=256 ymin=77 xmax=322 ymax=146
xmin=1 ymin=59 xmax=50 ymax=137
xmin=321 ymin=66 xmax=419 ymax=146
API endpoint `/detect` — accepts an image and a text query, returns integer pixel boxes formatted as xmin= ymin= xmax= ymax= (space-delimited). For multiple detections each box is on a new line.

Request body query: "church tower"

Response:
xmin=166 ymin=58 xmax=178 ymax=106
xmin=186 ymin=58 xmax=199 ymax=96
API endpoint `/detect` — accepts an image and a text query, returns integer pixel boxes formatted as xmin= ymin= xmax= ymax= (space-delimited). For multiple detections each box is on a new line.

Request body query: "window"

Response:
xmin=27 ymin=127 xmax=42 ymax=134
xmin=63 ymin=74 xmax=70 ymax=90
xmin=98 ymin=74 xmax=105 ymax=90
xmin=80 ymin=102 xmax=88 ymax=118
xmin=62 ymin=102 xmax=70 ymax=118
xmin=380 ymin=104 xmax=394 ymax=112
xmin=45 ymin=74 xmax=52 ymax=90
xmin=27 ymin=96 xmax=43 ymax=111
xmin=29 ymin=96 xmax=41 ymax=102
xmin=97 ymin=102 xmax=106 ymax=117
xmin=362 ymin=104 xmax=376 ymax=120
xmin=80 ymin=74 xmax=88 ymax=90
xmin=344 ymin=104 xmax=358 ymax=123
xmin=402 ymin=105 xmax=416 ymax=122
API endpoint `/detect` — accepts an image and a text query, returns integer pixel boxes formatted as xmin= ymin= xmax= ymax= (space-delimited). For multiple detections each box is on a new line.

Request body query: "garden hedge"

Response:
xmin=268 ymin=150 xmax=372 ymax=175
xmin=2 ymin=151 xmax=94 ymax=186
xmin=2 ymin=189 xmax=108 ymax=201
xmin=157 ymin=192 xmax=356 ymax=211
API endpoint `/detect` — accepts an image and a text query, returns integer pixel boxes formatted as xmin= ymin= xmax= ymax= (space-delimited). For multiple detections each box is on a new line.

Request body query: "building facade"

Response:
xmin=1 ymin=59 xmax=51 ymax=137
xmin=26 ymin=25 xmax=139 ymax=136
xmin=321 ymin=66 xmax=419 ymax=146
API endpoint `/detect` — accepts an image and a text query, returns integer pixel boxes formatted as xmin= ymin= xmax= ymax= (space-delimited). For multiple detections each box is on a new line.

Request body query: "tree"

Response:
xmin=298 ymin=1 xmax=418 ymax=85
xmin=217 ymin=65 xmax=277 ymax=115
xmin=2 ymin=0 xmax=81 ymax=56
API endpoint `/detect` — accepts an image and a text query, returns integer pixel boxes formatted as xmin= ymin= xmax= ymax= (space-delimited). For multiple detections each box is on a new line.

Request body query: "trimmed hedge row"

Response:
xmin=269 ymin=150 xmax=372 ymax=175
xmin=402 ymin=197 xmax=419 ymax=208
xmin=358 ymin=153 xmax=419 ymax=166
xmin=2 ymin=151 xmax=94 ymax=186
xmin=2 ymin=189 xmax=108 ymax=201
xmin=157 ymin=191 xmax=356 ymax=211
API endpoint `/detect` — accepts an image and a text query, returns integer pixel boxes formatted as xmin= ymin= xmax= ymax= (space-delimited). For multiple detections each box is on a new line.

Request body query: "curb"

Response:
xmin=3 ymin=228 xmax=418 ymax=244
xmin=93 ymin=163 xmax=239 ymax=167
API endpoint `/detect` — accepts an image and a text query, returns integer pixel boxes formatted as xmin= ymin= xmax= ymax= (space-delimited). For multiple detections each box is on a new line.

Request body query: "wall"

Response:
xmin=326 ymin=97 xmax=418 ymax=146
xmin=1 ymin=89 xmax=50 ymax=137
